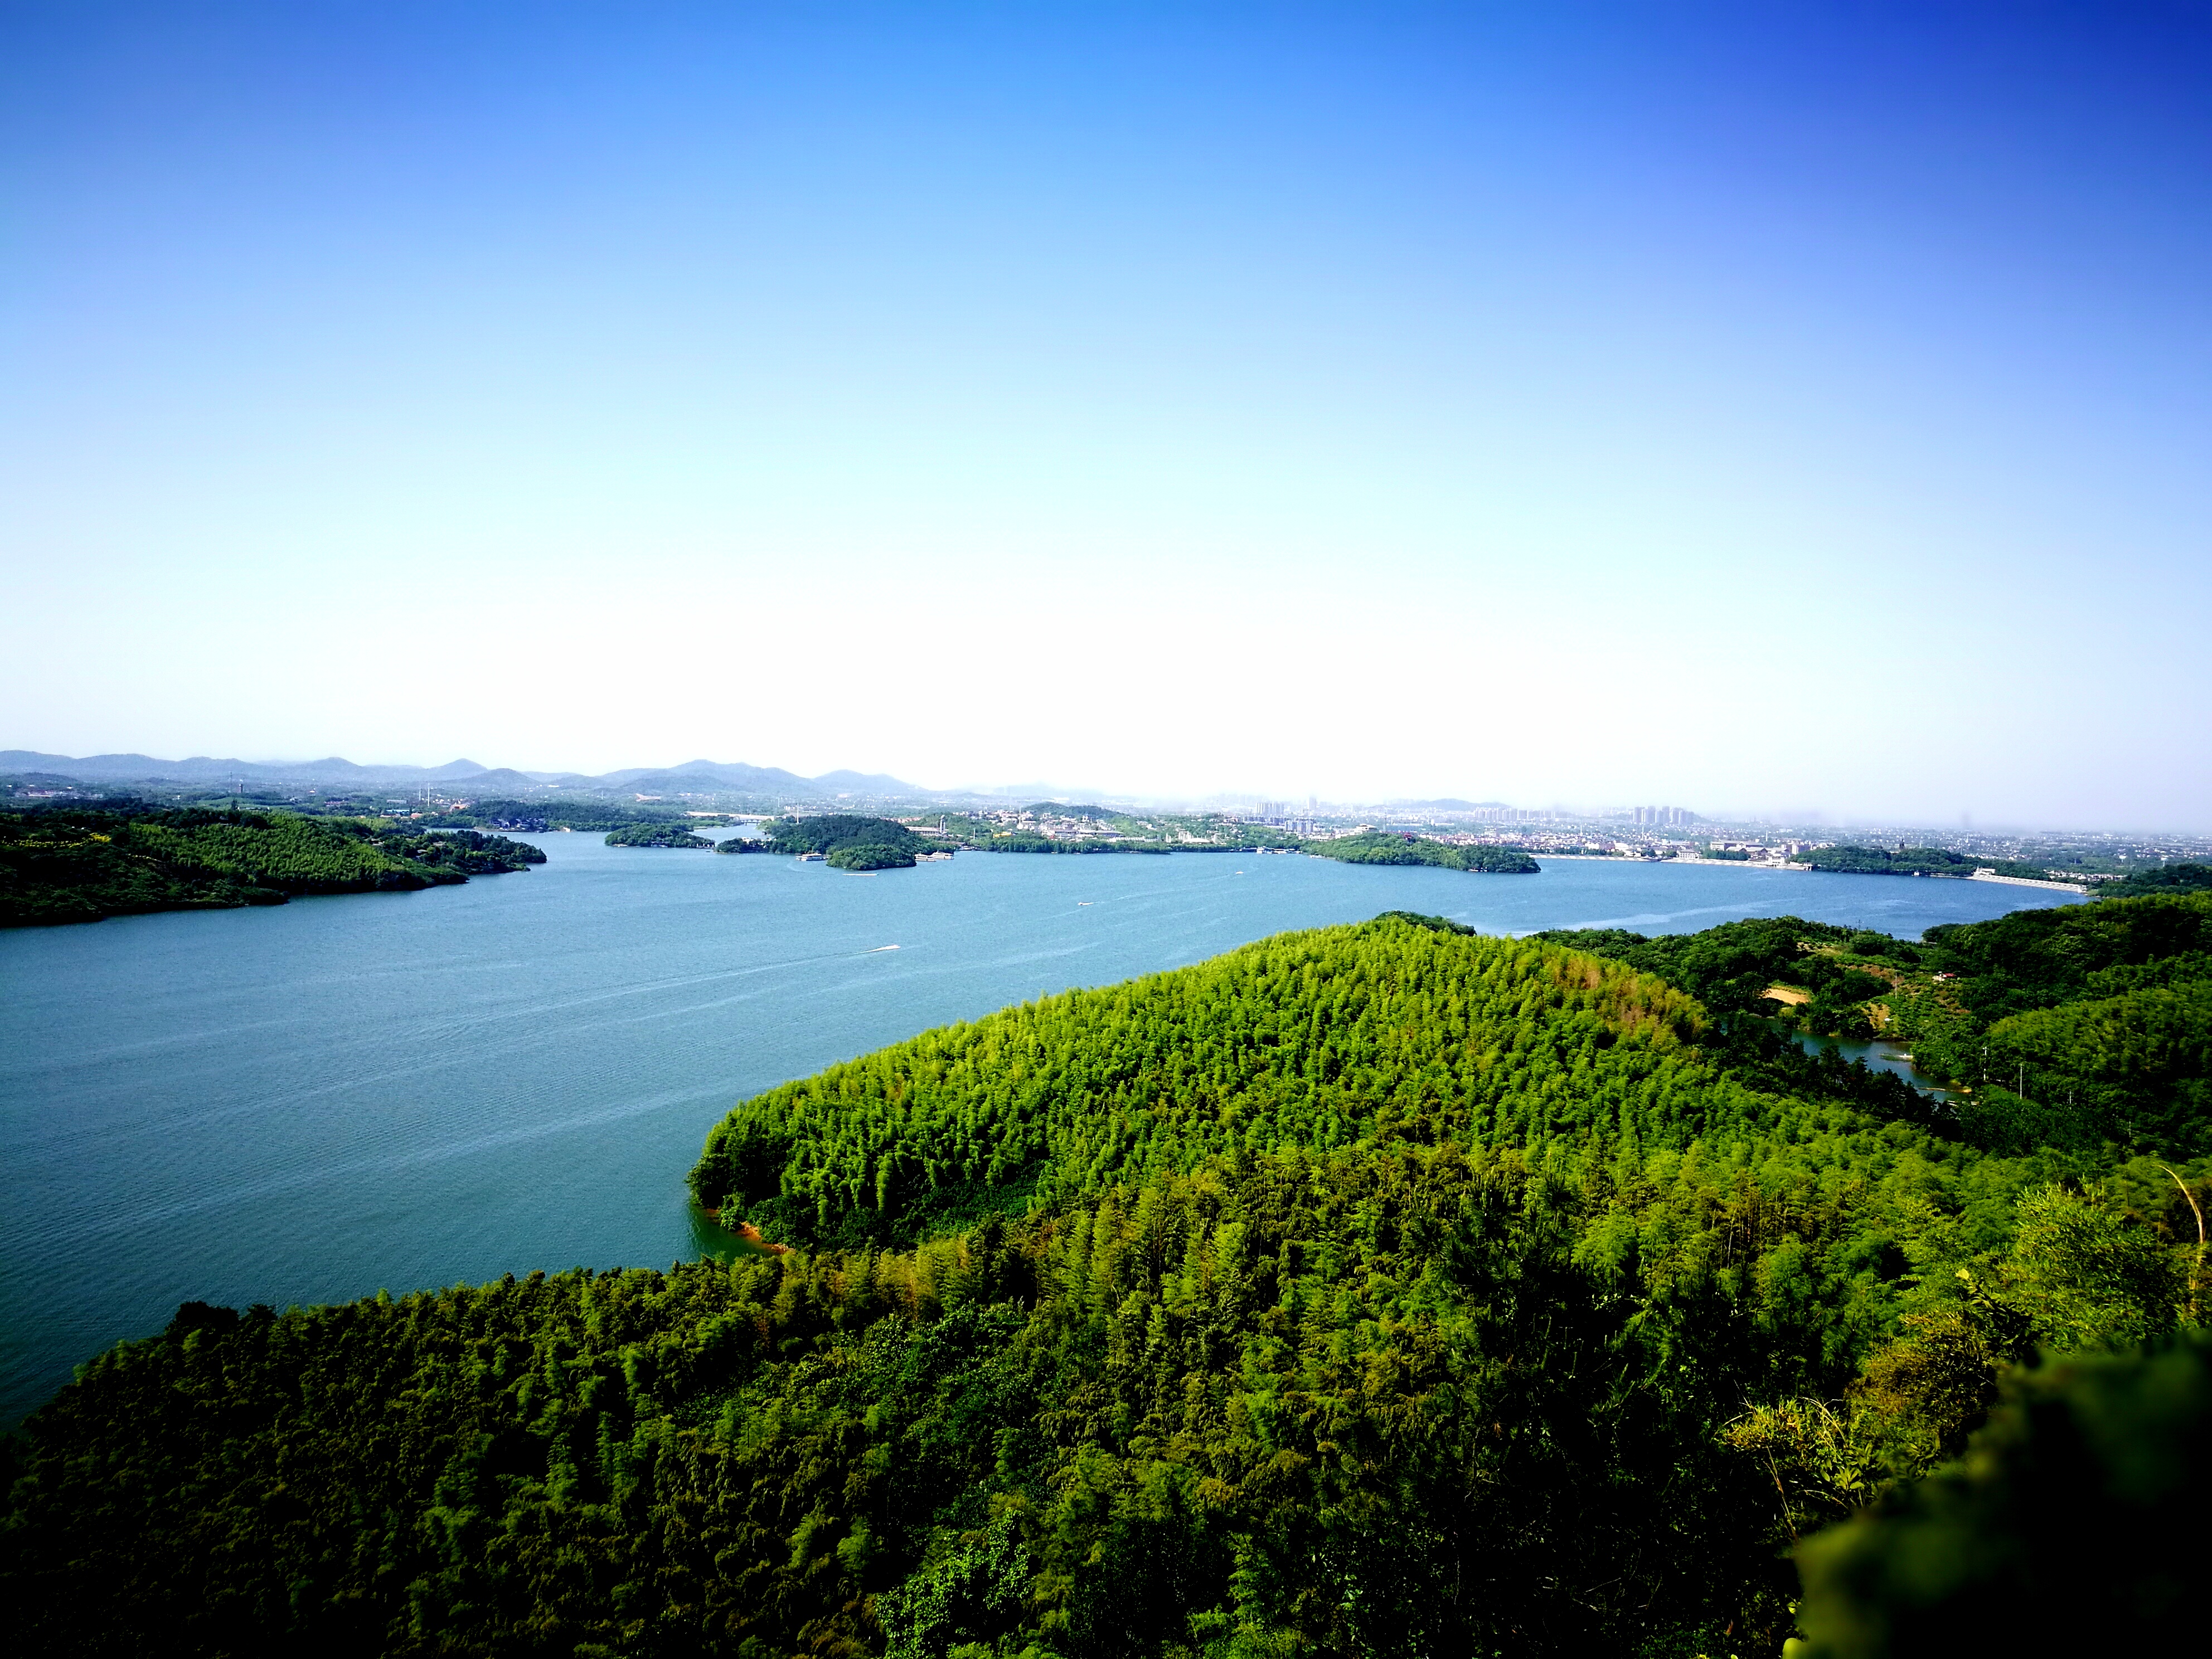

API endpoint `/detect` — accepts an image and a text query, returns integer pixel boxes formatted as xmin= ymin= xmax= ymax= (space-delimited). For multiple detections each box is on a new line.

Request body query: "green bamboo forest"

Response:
xmin=0 ymin=803 xmax=545 ymax=926
xmin=4 ymin=900 xmax=2206 ymax=1656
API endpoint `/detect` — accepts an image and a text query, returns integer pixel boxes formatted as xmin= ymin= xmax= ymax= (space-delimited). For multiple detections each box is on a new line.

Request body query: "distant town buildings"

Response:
xmin=1254 ymin=801 xmax=1319 ymax=833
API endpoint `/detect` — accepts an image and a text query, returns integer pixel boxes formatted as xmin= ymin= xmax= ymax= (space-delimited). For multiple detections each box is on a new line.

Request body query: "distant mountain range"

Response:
xmin=0 ymin=751 xmax=929 ymax=799
xmin=0 ymin=751 xmax=492 ymax=785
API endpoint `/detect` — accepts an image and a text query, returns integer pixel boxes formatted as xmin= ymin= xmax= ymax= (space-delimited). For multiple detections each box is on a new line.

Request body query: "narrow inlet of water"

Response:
xmin=1784 ymin=1026 xmax=1953 ymax=1099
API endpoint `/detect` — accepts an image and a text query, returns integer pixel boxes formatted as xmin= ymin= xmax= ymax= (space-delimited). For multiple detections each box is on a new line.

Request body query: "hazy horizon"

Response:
xmin=6 ymin=4 xmax=2208 ymax=829
xmin=7 ymin=740 xmax=2206 ymax=837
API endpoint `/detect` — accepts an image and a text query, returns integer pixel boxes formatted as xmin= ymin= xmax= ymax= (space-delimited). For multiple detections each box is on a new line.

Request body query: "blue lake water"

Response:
xmin=1787 ymin=1029 xmax=1953 ymax=1097
xmin=0 ymin=841 xmax=2075 ymax=1423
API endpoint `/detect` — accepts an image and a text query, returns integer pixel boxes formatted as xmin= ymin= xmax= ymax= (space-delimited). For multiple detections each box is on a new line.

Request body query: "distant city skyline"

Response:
xmin=5 ymin=743 xmax=2205 ymax=838
xmin=5 ymin=4 xmax=2208 ymax=830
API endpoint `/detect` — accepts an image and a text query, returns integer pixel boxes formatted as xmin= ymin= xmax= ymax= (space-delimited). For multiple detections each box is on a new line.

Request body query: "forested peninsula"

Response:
xmin=6 ymin=898 xmax=2205 ymax=1655
xmin=0 ymin=804 xmax=544 ymax=926
xmin=1789 ymin=844 xmax=2064 ymax=882
xmin=717 ymin=814 xmax=930 ymax=870
xmin=1305 ymin=830 xmax=1540 ymax=872
xmin=604 ymin=822 xmax=715 ymax=850
xmin=977 ymin=831 xmax=1171 ymax=855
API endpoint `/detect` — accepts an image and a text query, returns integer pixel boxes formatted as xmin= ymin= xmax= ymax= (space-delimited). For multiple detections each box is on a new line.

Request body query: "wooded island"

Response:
xmin=0 ymin=803 xmax=544 ymax=926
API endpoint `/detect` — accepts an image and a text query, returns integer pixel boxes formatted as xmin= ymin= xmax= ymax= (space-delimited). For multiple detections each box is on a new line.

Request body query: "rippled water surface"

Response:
xmin=0 ymin=840 xmax=2074 ymax=1421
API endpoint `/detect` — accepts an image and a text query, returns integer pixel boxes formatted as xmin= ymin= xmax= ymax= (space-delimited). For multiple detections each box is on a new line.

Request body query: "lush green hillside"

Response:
xmin=4 ymin=913 xmax=2203 ymax=1656
xmin=1537 ymin=915 xmax=1877 ymax=1028
xmin=1902 ymin=893 xmax=2212 ymax=1155
xmin=827 ymin=842 xmax=917 ymax=870
xmin=0 ymin=806 xmax=544 ymax=926
xmin=693 ymin=916 xmax=1718 ymax=1248
xmin=1789 ymin=845 xmax=2058 ymax=882
xmin=0 ymin=1153 xmax=1796 ymax=1658
xmin=770 ymin=814 xmax=926 ymax=856
xmin=1546 ymin=896 xmax=2212 ymax=1160
xmin=1305 ymin=830 xmax=1539 ymax=872
xmin=2098 ymin=859 xmax=2212 ymax=899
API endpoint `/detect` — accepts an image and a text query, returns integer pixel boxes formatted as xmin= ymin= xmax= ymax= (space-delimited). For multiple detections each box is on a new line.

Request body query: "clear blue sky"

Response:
xmin=5 ymin=2 xmax=2208 ymax=827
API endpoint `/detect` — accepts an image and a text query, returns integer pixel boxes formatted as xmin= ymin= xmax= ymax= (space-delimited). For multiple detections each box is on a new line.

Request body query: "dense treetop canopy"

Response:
xmin=1548 ymin=896 xmax=2212 ymax=1159
xmin=1304 ymin=831 xmax=1539 ymax=874
xmin=604 ymin=822 xmax=714 ymax=849
xmin=2099 ymin=860 xmax=2212 ymax=899
xmin=4 ymin=907 xmax=2204 ymax=1656
xmin=0 ymin=804 xmax=542 ymax=926
xmin=763 ymin=816 xmax=927 ymax=857
xmin=1788 ymin=846 xmax=2058 ymax=882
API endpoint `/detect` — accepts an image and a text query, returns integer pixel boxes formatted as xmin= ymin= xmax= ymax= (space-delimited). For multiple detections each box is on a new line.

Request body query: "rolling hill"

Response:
xmin=9 ymin=910 xmax=2200 ymax=1653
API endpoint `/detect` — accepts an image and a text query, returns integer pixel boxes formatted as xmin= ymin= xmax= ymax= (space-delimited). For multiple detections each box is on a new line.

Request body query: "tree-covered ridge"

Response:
xmin=772 ymin=815 xmax=927 ymax=856
xmin=683 ymin=913 xmax=2200 ymax=1393
xmin=715 ymin=815 xmax=929 ymax=869
xmin=1788 ymin=845 xmax=2060 ymax=882
xmin=0 ymin=1152 xmax=1808 ymax=1658
xmin=976 ymin=831 xmax=1168 ymax=855
xmin=1536 ymin=916 xmax=1872 ymax=1023
xmin=1898 ymin=894 xmax=2212 ymax=1157
xmin=381 ymin=828 xmax=547 ymax=876
xmin=690 ymin=915 xmax=1718 ymax=1245
xmin=6 ymin=1141 xmax=2200 ymax=1655
xmin=828 ymin=842 xmax=917 ymax=871
xmin=604 ymin=822 xmax=715 ymax=849
xmin=2098 ymin=859 xmax=2212 ymax=899
xmin=1303 ymin=830 xmax=1539 ymax=873
xmin=1023 ymin=801 xmax=1117 ymax=818
xmin=1918 ymin=891 xmax=2211 ymax=1021
xmin=0 ymin=805 xmax=543 ymax=926
xmin=3 ymin=909 xmax=2206 ymax=1654
xmin=1545 ymin=895 xmax=2212 ymax=1161
xmin=933 ymin=805 xmax=1295 ymax=856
